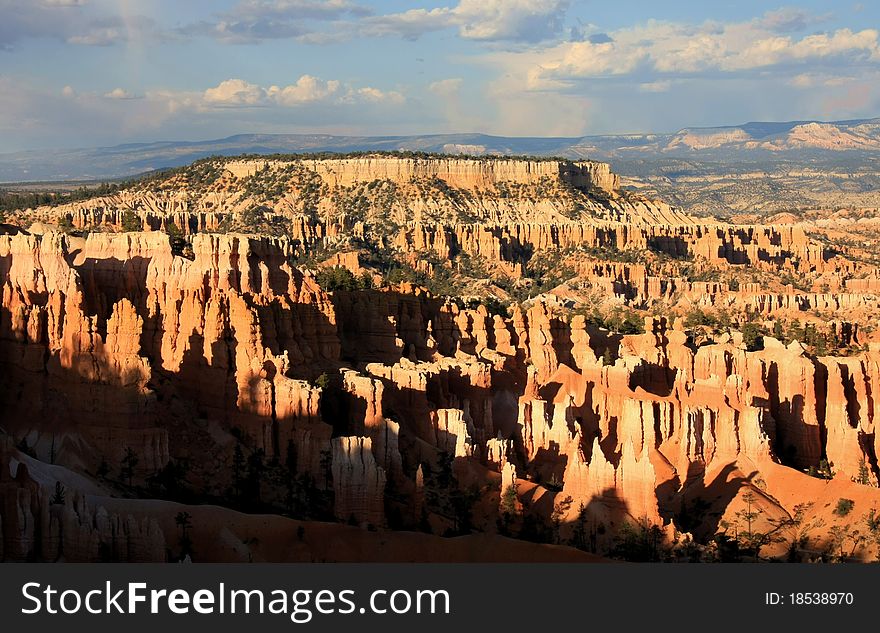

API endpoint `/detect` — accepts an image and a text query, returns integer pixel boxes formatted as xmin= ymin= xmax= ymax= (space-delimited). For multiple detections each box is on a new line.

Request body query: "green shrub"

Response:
xmin=684 ymin=308 xmax=716 ymax=329
xmin=314 ymin=373 xmax=330 ymax=389
xmin=240 ymin=206 xmax=266 ymax=227
xmin=57 ymin=216 xmax=74 ymax=233
xmin=834 ymin=498 xmax=855 ymax=517
xmin=121 ymin=210 xmax=141 ymax=232
xmin=742 ymin=322 xmax=767 ymax=351
xmin=604 ymin=308 xmax=645 ymax=335
xmin=315 ymin=266 xmax=365 ymax=292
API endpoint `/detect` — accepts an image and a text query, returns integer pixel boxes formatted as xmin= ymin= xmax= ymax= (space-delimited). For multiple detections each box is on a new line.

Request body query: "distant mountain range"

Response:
xmin=2 ymin=117 xmax=879 ymax=183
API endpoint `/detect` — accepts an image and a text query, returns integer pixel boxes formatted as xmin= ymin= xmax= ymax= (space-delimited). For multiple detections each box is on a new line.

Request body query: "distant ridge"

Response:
xmin=1 ymin=117 xmax=879 ymax=183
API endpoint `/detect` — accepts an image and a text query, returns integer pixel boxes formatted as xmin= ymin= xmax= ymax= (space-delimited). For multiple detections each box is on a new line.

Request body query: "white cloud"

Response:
xmin=361 ymin=0 xmax=569 ymax=42
xmin=357 ymin=8 xmax=452 ymax=40
xmin=490 ymin=18 xmax=880 ymax=91
xmin=0 ymin=74 xmax=419 ymax=152
xmin=104 ymin=88 xmax=139 ymax=100
xmin=729 ymin=28 xmax=880 ymax=71
xmin=429 ymin=78 xmax=463 ymax=96
xmin=202 ymin=76 xmax=402 ymax=108
xmin=348 ymin=86 xmax=404 ymax=104
xmin=267 ymin=75 xmax=340 ymax=105
xmin=204 ymin=79 xmax=268 ymax=106
xmin=454 ymin=0 xmax=568 ymax=42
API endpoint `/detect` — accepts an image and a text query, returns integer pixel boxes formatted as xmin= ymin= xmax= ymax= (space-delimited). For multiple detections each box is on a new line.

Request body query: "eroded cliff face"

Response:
xmin=31 ymin=156 xmax=876 ymax=332
xmin=3 ymin=226 xmax=880 ymax=561
xmin=228 ymin=157 xmax=620 ymax=193
xmin=3 ymin=156 xmax=880 ymax=562
xmin=39 ymin=155 xmax=682 ymax=230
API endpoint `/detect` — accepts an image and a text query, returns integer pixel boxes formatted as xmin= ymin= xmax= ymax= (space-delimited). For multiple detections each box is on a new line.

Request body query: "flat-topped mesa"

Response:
xmin=29 ymin=152 xmax=710 ymax=232
xmin=225 ymin=156 xmax=620 ymax=195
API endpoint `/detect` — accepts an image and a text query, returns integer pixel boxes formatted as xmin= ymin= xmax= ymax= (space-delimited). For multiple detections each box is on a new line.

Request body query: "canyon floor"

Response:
xmin=2 ymin=153 xmax=880 ymax=562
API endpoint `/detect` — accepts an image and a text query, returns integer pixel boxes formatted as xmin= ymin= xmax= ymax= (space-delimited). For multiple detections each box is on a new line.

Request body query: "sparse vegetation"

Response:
xmin=834 ymin=498 xmax=855 ymax=517
xmin=121 ymin=210 xmax=141 ymax=232
xmin=120 ymin=447 xmax=139 ymax=486
xmin=50 ymin=481 xmax=66 ymax=505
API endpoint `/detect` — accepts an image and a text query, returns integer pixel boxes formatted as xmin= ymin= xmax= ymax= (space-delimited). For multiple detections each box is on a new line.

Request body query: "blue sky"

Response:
xmin=1 ymin=0 xmax=878 ymax=150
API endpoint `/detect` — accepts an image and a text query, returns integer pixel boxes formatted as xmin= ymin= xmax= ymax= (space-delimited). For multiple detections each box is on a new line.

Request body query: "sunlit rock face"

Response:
xmin=3 ymin=155 xmax=880 ymax=562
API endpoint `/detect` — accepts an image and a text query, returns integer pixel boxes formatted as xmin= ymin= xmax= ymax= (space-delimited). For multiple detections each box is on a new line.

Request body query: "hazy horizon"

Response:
xmin=2 ymin=112 xmax=879 ymax=157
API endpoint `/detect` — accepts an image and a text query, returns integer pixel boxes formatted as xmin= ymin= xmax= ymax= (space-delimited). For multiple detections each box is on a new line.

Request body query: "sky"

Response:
xmin=1 ymin=0 xmax=879 ymax=151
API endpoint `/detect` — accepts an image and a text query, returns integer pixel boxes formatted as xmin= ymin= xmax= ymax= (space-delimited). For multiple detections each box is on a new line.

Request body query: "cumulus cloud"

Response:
xmin=103 ymin=88 xmax=139 ymax=100
xmin=346 ymin=86 xmax=404 ymax=104
xmin=455 ymin=0 xmax=569 ymax=41
xmin=204 ymin=79 xmax=268 ymax=106
xmin=267 ymin=75 xmax=340 ymax=105
xmin=1 ymin=73 xmax=418 ymax=151
xmin=491 ymin=17 xmax=880 ymax=91
xmin=728 ymin=28 xmax=880 ymax=71
xmin=467 ymin=11 xmax=880 ymax=137
xmin=202 ymin=76 xmax=401 ymax=108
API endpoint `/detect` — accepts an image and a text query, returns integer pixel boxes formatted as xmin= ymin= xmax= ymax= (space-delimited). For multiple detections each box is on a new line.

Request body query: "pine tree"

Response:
xmin=50 ymin=481 xmax=66 ymax=505
xmin=121 ymin=447 xmax=139 ymax=486
xmin=571 ymin=503 xmax=590 ymax=551
xmin=245 ymin=448 xmax=266 ymax=507
xmin=500 ymin=484 xmax=519 ymax=533
xmin=232 ymin=443 xmax=245 ymax=501
xmin=787 ymin=319 xmax=805 ymax=343
xmin=96 ymin=456 xmax=110 ymax=480
xmin=601 ymin=348 xmax=615 ymax=366
xmin=121 ymin=210 xmax=141 ymax=232
xmin=856 ymin=460 xmax=872 ymax=486
xmin=772 ymin=320 xmax=784 ymax=340
xmin=175 ymin=511 xmax=193 ymax=559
